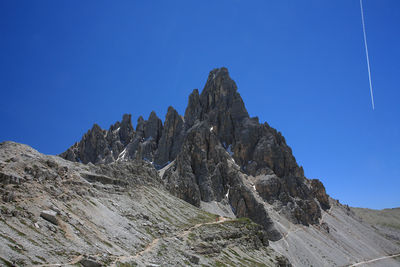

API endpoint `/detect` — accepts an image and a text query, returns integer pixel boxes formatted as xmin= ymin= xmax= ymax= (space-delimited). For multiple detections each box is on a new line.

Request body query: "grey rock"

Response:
xmin=162 ymin=121 xmax=225 ymax=206
xmin=2 ymin=190 xmax=15 ymax=202
xmin=40 ymin=210 xmax=58 ymax=225
xmin=0 ymin=172 xmax=24 ymax=185
xmin=185 ymin=253 xmax=199 ymax=264
xmin=255 ymin=174 xmax=282 ymax=203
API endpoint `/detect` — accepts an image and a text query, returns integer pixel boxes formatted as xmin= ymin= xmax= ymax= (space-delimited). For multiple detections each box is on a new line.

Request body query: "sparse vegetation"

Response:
xmin=88 ymin=199 xmax=97 ymax=206
xmin=36 ymin=255 xmax=46 ymax=263
xmin=28 ymin=238 xmax=39 ymax=246
xmin=0 ymin=256 xmax=14 ymax=267
xmin=215 ymin=260 xmax=228 ymax=267
xmin=145 ymin=226 xmax=156 ymax=238
xmin=102 ymin=239 xmax=113 ymax=248
xmin=7 ymin=243 xmax=25 ymax=253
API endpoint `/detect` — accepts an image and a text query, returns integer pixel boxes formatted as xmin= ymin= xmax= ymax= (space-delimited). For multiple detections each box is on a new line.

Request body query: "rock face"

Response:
xmin=60 ymin=67 xmax=330 ymax=237
xmin=154 ymin=106 xmax=184 ymax=167
xmin=61 ymin=112 xmax=163 ymax=164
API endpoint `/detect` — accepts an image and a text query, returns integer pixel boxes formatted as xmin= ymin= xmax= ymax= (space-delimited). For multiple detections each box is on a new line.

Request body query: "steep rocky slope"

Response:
xmin=0 ymin=142 xmax=288 ymax=266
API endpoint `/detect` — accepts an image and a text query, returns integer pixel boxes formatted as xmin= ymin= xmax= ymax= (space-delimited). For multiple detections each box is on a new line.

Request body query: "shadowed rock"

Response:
xmin=154 ymin=106 xmax=185 ymax=167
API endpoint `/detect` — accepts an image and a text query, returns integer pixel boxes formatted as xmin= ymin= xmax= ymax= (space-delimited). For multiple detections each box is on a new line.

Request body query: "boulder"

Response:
xmin=40 ymin=210 xmax=58 ymax=225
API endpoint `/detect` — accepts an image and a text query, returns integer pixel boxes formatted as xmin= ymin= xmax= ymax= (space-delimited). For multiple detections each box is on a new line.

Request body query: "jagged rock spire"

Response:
xmin=119 ymin=114 xmax=134 ymax=145
xmin=199 ymin=67 xmax=248 ymax=122
xmin=154 ymin=106 xmax=184 ymax=167
xmin=144 ymin=111 xmax=163 ymax=143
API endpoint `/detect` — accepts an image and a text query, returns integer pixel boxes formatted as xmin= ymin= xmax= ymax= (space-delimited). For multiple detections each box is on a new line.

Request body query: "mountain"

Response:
xmin=0 ymin=68 xmax=399 ymax=266
xmin=61 ymin=68 xmax=330 ymax=238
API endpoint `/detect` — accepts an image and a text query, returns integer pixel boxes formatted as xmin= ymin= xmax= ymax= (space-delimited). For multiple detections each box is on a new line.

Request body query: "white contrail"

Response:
xmin=360 ymin=0 xmax=375 ymax=110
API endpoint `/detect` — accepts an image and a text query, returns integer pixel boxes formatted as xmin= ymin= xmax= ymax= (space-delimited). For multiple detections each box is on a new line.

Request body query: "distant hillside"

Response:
xmin=352 ymin=207 xmax=400 ymax=247
xmin=352 ymin=207 xmax=400 ymax=230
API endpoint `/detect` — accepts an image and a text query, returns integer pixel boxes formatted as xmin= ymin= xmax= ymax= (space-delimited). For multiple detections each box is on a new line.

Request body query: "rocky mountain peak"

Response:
xmin=200 ymin=67 xmax=248 ymax=120
xmin=60 ymin=67 xmax=331 ymax=235
xmin=184 ymin=68 xmax=249 ymax=129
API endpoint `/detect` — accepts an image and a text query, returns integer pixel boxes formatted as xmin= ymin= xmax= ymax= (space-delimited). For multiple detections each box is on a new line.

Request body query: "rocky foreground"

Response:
xmin=1 ymin=68 xmax=399 ymax=266
xmin=0 ymin=141 xmax=288 ymax=266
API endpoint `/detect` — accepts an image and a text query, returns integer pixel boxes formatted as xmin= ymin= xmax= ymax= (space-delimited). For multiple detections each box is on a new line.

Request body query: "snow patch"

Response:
xmin=117 ymin=148 xmax=127 ymax=161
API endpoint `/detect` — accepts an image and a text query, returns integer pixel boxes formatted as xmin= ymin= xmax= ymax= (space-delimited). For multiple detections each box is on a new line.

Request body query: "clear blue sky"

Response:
xmin=1 ymin=1 xmax=399 ymax=209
